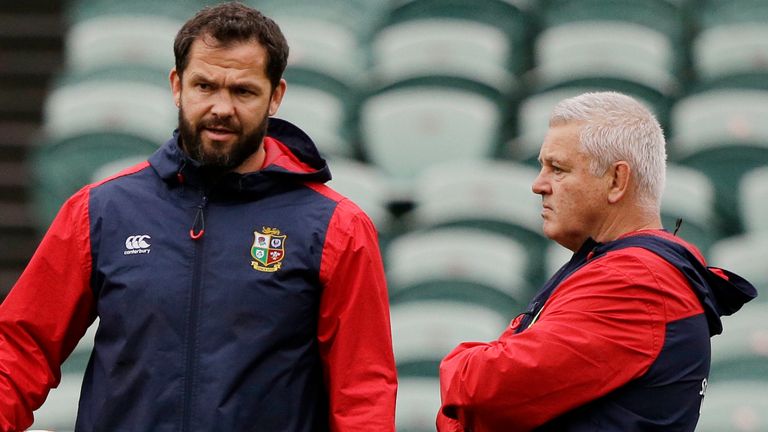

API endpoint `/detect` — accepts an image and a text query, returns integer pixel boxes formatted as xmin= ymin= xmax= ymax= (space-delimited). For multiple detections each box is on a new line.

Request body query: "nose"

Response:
xmin=532 ymin=169 xmax=549 ymax=196
xmin=210 ymin=90 xmax=235 ymax=119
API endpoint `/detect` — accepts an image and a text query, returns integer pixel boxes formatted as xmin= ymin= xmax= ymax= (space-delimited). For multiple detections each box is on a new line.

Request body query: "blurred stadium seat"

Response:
xmin=278 ymin=68 xmax=358 ymax=158
xmin=325 ymin=157 xmax=394 ymax=234
xmin=32 ymin=132 xmax=157 ymax=229
xmin=359 ymin=77 xmax=505 ymax=194
xmin=31 ymin=319 xmax=98 ymax=431
xmin=708 ymin=232 xmax=768 ymax=297
xmin=43 ymin=66 xmax=175 ymax=144
xmin=661 ymin=164 xmax=719 ymax=254
xmin=710 ymin=302 xmax=768 ymax=381
xmin=390 ymin=300 xmax=508 ymax=377
xmin=17 ymin=2 xmax=768 ymax=430
xmin=369 ymin=0 xmax=532 ymax=92
xmin=385 ymin=227 xmax=531 ymax=313
xmin=670 ymin=89 xmax=768 ymax=235
xmin=396 ymin=376 xmax=442 ymax=432
xmin=408 ymin=160 xmax=548 ymax=284
xmin=698 ymin=380 xmax=768 ymax=432
xmin=532 ymin=21 xmax=679 ymax=97
xmin=247 ymin=0 xmax=381 ymax=86
xmin=738 ymin=164 xmax=768 ymax=233
xmin=513 ymin=86 xmax=666 ymax=163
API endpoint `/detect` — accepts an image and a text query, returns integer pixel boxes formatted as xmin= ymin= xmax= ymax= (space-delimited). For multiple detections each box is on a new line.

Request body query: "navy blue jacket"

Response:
xmin=0 ymin=119 xmax=397 ymax=431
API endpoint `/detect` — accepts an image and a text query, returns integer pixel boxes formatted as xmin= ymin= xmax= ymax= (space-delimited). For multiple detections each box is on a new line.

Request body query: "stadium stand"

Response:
xmin=359 ymin=76 xmax=508 ymax=195
xmin=43 ymin=65 xmax=175 ymax=144
xmin=739 ymin=165 xmax=768 ymax=233
xmin=7 ymin=0 xmax=767 ymax=428
xmin=325 ymin=157 xmax=394 ymax=235
xmin=368 ymin=0 xmax=533 ymax=93
xmin=697 ymin=380 xmax=768 ymax=431
xmin=709 ymin=302 xmax=768 ymax=381
xmin=396 ymin=376 xmax=442 ymax=432
xmin=669 ymin=88 xmax=768 ymax=235
xmin=0 ymin=0 xmax=64 ymax=297
xmin=661 ymin=164 xmax=719 ymax=254
xmin=406 ymin=159 xmax=547 ymax=284
xmin=385 ymin=227 xmax=531 ymax=313
xmin=278 ymin=67 xmax=360 ymax=158
xmin=708 ymin=232 xmax=768 ymax=299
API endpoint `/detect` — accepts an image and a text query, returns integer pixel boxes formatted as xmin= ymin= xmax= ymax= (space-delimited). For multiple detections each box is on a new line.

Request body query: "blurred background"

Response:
xmin=1 ymin=0 xmax=767 ymax=430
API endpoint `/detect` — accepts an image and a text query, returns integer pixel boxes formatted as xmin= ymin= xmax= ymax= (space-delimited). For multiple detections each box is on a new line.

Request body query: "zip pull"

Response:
xmin=190 ymin=197 xmax=207 ymax=240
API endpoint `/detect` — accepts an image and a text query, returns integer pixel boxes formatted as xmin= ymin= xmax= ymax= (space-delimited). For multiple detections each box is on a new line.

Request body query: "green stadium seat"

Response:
xmin=43 ymin=66 xmax=175 ymax=145
xmin=369 ymin=0 xmax=532 ymax=92
xmin=708 ymin=233 xmax=768 ymax=299
xmin=379 ymin=0 xmax=533 ymax=76
xmin=67 ymin=0 xmax=203 ymax=23
xmin=709 ymin=302 xmax=768 ymax=380
xmin=325 ymin=157 xmax=394 ymax=235
xmin=539 ymin=0 xmax=689 ymax=43
xmin=692 ymin=23 xmax=768 ymax=86
xmin=390 ymin=300 xmax=509 ymax=376
xmin=31 ymin=319 xmax=98 ymax=431
xmin=90 ymin=156 xmax=148 ymax=183
xmin=697 ymin=380 xmax=768 ymax=432
xmin=31 ymin=132 xmax=157 ymax=230
xmin=385 ymin=227 xmax=531 ymax=313
xmin=739 ymin=165 xmax=768 ymax=233
xmin=65 ymin=13 xmax=181 ymax=72
xmin=396 ymin=376 xmax=442 ymax=432
xmin=533 ymin=21 xmax=679 ymax=97
xmin=359 ymin=77 xmax=506 ymax=193
xmin=670 ymin=89 xmax=768 ymax=234
xmin=29 ymin=372 xmax=82 ymax=431
xmin=246 ymin=0 xmax=381 ymax=85
xmin=279 ymin=68 xmax=358 ymax=158
xmin=697 ymin=0 xmax=768 ymax=29
xmin=661 ymin=164 xmax=719 ymax=255
xmin=407 ymin=160 xmax=547 ymax=285
xmin=513 ymin=85 xmax=667 ymax=164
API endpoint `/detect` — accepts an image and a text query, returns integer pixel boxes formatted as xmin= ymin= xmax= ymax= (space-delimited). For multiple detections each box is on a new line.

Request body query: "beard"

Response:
xmin=178 ymin=105 xmax=269 ymax=172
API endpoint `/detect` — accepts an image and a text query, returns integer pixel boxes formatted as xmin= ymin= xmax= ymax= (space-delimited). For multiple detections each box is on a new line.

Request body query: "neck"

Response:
xmin=233 ymin=143 xmax=267 ymax=174
xmin=593 ymin=205 xmax=662 ymax=244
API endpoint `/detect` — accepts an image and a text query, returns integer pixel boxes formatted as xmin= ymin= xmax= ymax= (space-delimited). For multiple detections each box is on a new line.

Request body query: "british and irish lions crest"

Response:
xmin=251 ymin=227 xmax=286 ymax=272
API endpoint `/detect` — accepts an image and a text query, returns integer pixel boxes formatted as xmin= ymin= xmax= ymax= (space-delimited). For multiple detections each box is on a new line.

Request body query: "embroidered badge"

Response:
xmin=251 ymin=227 xmax=286 ymax=272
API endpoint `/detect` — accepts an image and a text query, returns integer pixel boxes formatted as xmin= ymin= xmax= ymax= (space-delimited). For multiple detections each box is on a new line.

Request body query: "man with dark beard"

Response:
xmin=0 ymin=3 xmax=397 ymax=431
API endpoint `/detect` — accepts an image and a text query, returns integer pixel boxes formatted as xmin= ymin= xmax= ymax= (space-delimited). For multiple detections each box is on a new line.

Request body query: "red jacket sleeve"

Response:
xmin=438 ymin=251 xmax=696 ymax=431
xmin=317 ymin=199 xmax=397 ymax=431
xmin=0 ymin=187 xmax=96 ymax=431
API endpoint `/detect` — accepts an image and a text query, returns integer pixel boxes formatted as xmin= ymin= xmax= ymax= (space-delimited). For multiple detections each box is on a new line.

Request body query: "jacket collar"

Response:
xmin=149 ymin=117 xmax=331 ymax=195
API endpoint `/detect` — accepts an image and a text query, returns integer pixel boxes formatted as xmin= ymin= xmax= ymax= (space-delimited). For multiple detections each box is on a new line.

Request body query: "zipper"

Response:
xmin=190 ymin=196 xmax=208 ymax=240
xmin=181 ymin=194 xmax=208 ymax=431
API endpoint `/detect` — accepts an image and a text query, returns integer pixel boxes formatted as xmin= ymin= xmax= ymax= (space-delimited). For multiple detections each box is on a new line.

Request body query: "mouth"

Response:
xmin=541 ymin=204 xmax=553 ymax=217
xmin=203 ymin=126 xmax=236 ymax=141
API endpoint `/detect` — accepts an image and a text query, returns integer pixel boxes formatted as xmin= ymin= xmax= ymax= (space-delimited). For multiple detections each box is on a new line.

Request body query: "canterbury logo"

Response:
xmin=124 ymin=235 xmax=151 ymax=255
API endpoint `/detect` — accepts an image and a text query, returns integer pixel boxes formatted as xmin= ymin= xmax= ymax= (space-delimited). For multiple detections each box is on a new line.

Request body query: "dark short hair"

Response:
xmin=173 ymin=1 xmax=289 ymax=89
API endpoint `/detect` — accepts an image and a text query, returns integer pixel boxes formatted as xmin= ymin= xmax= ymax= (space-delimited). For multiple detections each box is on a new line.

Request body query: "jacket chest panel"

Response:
xmin=90 ymin=192 xmax=334 ymax=342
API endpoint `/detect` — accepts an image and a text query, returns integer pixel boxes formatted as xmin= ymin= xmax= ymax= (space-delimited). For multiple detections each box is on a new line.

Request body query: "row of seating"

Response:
xmin=28 ymin=1 xmax=768 ymax=430
xmin=33 ymin=0 xmax=768 ymax=237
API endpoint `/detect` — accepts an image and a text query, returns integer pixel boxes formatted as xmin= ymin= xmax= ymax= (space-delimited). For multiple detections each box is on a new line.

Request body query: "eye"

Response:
xmin=196 ymin=82 xmax=212 ymax=91
xmin=234 ymin=87 xmax=254 ymax=97
xmin=552 ymin=165 xmax=564 ymax=175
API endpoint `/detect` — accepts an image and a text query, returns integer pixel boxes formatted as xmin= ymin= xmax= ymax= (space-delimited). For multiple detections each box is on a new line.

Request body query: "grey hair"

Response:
xmin=549 ymin=91 xmax=667 ymax=209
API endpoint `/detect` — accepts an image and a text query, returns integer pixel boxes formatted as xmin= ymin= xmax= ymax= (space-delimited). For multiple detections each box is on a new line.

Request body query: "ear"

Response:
xmin=268 ymin=78 xmax=287 ymax=116
xmin=607 ymin=161 xmax=631 ymax=204
xmin=170 ymin=67 xmax=181 ymax=107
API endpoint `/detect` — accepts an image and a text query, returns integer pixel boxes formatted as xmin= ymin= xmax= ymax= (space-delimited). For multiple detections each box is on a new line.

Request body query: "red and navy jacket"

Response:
xmin=0 ymin=118 xmax=397 ymax=431
xmin=438 ymin=230 xmax=756 ymax=432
